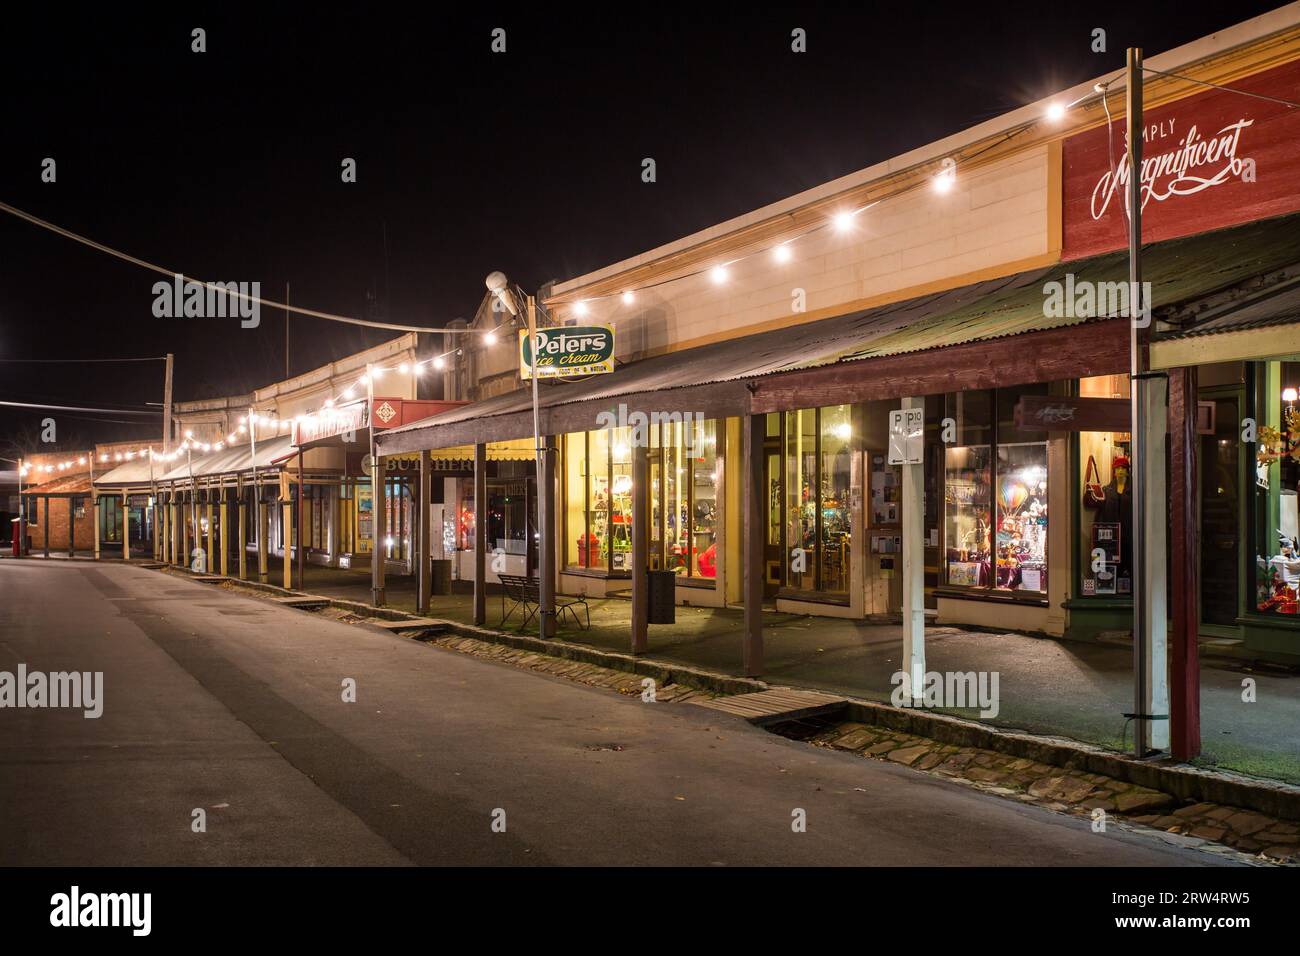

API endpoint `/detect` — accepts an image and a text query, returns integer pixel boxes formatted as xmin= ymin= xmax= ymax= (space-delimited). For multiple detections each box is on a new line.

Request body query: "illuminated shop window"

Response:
xmin=942 ymin=387 xmax=1048 ymax=596
xmin=781 ymin=405 xmax=852 ymax=596
xmin=1252 ymin=361 xmax=1300 ymax=617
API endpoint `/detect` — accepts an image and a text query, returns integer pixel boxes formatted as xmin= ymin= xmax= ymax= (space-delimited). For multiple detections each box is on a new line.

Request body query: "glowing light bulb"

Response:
xmin=621 ymin=291 xmax=635 ymax=305
xmin=484 ymin=330 xmax=498 ymax=346
xmin=833 ymin=211 xmax=854 ymax=233
xmin=774 ymin=243 xmax=792 ymax=263
xmin=574 ymin=301 xmax=589 ymax=317
xmin=398 ymin=363 xmax=409 ymax=374
xmin=1283 ymin=387 xmax=1298 ymax=403
xmin=433 ymin=355 xmax=446 ymax=370
xmin=343 ymin=388 xmax=355 ymax=400
xmin=710 ymin=265 xmax=728 ymax=285
xmin=1046 ymin=102 xmax=1066 ymax=122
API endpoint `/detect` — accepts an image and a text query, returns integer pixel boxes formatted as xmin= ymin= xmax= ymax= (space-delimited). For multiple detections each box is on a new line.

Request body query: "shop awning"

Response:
xmin=153 ymin=434 xmax=297 ymax=484
xmin=1151 ymin=272 xmax=1300 ymax=369
xmin=92 ymin=457 xmax=163 ymax=490
xmin=378 ymin=212 xmax=1300 ymax=453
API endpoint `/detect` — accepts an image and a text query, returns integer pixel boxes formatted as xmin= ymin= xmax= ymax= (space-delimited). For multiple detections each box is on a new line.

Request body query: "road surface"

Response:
xmin=0 ymin=559 xmax=1237 ymax=866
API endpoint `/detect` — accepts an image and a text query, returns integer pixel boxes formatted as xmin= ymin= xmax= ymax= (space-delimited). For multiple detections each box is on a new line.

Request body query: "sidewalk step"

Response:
xmin=190 ymin=575 xmax=226 ymax=584
xmin=693 ymin=688 xmax=846 ymax=724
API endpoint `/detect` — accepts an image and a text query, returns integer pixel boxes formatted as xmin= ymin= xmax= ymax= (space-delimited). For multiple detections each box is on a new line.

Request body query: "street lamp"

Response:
xmin=486 ymin=271 xmax=555 ymax=638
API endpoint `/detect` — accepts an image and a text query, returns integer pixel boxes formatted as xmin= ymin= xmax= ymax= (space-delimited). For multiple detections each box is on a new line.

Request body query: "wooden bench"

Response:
xmin=498 ymin=573 xmax=590 ymax=632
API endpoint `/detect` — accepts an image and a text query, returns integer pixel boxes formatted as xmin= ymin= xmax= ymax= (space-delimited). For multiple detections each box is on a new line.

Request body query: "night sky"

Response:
xmin=0 ymin=2 xmax=1283 ymax=455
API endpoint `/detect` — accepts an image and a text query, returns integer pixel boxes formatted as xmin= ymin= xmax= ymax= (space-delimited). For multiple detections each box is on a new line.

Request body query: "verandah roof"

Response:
xmin=377 ymin=212 xmax=1300 ymax=454
xmin=91 ymin=435 xmax=297 ymax=489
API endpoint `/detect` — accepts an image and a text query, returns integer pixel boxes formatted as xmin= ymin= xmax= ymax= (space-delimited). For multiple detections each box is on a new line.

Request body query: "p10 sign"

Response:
xmin=1062 ymin=57 xmax=1300 ymax=260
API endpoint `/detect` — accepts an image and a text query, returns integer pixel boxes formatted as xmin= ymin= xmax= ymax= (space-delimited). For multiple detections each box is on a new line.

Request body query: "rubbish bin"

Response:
xmin=647 ymin=570 xmax=676 ymax=624
xmin=431 ymin=559 xmax=452 ymax=595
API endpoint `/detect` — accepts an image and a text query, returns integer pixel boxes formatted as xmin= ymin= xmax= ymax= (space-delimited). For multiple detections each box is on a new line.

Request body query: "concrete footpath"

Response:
xmin=0 ymin=559 xmax=1240 ymax=866
xmin=282 ymin=564 xmax=1300 ymax=787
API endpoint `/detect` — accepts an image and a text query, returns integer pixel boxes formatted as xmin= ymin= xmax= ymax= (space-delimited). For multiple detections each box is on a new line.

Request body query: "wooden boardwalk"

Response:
xmin=693 ymin=688 xmax=846 ymax=724
xmin=366 ymin=617 xmax=448 ymax=632
xmin=272 ymin=595 xmax=333 ymax=609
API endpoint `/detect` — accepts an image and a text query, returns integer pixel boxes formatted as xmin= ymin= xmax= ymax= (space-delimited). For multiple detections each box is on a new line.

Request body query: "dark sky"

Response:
xmin=0 ymin=1 xmax=1284 ymax=454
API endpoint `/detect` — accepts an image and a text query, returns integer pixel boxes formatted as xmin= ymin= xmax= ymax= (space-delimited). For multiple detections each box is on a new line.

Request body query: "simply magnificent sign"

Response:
xmin=519 ymin=325 xmax=615 ymax=379
xmin=1062 ymin=57 xmax=1300 ymax=259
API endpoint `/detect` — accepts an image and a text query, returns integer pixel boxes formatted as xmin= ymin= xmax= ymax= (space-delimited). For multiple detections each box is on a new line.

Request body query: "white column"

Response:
xmin=901 ymin=397 xmax=926 ymax=700
xmin=1142 ymin=376 xmax=1170 ymax=750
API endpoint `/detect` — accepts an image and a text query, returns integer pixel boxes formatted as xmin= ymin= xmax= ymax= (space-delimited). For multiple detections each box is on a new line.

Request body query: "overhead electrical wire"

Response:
xmin=0 ymin=200 xmax=467 ymax=334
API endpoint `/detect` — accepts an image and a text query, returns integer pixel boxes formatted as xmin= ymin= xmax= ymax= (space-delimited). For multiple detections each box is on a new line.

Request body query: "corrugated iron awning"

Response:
xmin=378 ymin=212 xmax=1300 ymax=453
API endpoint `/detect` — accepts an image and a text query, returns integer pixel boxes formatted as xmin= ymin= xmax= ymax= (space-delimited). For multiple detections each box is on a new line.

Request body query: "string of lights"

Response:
xmin=549 ymin=63 xmax=1285 ymax=315
xmin=14 ymin=63 xmax=1287 ymax=480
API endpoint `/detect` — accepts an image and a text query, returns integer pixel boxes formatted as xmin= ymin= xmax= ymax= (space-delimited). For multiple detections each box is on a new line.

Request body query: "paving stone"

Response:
xmin=1204 ymin=807 xmax=1235 ymax=821
xmin=866 ymin=741 xmax=898 ymax=756
xmin=1257 ymin=832 xmax=1299 ymax=845
xmin=1223 ymin=812 xmax=1272 ymax=837
xmin=1151 ymin=815 xmax=1183 ymax=829
xmin=831 ymin=729 xmax=876 ymax=751
xmin=1189 ymin=825 xmax=1228 ymax=842
xmin=1028 ymin=776 xmax=1097 ymax=804
xmin=1005 ymin=758 xmax=1035 ymax=771
xmin=1081 ymin=798 xmax=1116 ymax=812
xmin=887 ymin=745 xmax=930 ymax=767
xmin=1114 ymin=790 xmax=1175 ymax=814
xmin=1262 ymin=845 xmax=1300 ymax=861
xmin=914 ymin=752 xmax=946 ymax=771
xmin=1173 ymin=802 xmax=1218 ymax=818
xmin=965 ymin=767 xmax=1009 ymax=784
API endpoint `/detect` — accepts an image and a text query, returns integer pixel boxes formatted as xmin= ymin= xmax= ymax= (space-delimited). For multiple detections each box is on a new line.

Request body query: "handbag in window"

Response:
xmin=1083 ymin=455 xmax=1105 ymax=509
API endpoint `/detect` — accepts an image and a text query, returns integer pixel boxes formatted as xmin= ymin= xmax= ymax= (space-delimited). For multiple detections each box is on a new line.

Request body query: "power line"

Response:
xmin=1143 ymin=66 xmax=1300 ymax=110
xmin=0 ymin=200 xmax=468 ymax=335
xmin=0 ymin=356 xmax=165 ymax=364
xmin=0 ymin=400 xmax=160 ymax=416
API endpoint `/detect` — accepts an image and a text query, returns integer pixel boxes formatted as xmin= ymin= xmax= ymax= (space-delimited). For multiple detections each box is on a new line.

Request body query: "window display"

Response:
xmin=1077 ymin=374 xmax=1131 ymax=598
xmin=995 ymin=443 xmax=1047 ymax=593
xmin=1253 ymin=362 xmax=1300 ymax=615
xmin=563 ymin=420 xmax=715 ymax=580
xmin=782 ymin=404 xmax=852 ymax=596
xmin=942 ymin=386 xmax=1049 ymax=596
xmin=944 ymin=445 xmax=990 ymax=587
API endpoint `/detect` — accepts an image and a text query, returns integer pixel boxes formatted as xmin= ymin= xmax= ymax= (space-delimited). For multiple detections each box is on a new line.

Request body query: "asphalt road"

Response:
xmin=0 ymin=559 xmax=1238 ymax=866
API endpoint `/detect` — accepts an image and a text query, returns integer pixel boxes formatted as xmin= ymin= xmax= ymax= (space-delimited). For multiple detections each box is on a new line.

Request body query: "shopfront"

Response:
xmin=559 ymin=418 xmax=722 ymax=599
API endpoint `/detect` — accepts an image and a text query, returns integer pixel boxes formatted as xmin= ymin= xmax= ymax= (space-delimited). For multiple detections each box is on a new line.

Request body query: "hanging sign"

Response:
xmin=1013 ymin=395 xmax=1130 ymax=432
xmin=888 ymin=408 xmax=924 ymax=465
xmin=519 ymin=325 xmax=615 ymax=380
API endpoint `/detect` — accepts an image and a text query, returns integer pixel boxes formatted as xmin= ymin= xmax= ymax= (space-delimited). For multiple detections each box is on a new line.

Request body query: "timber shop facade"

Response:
xmin=376 ymin=7 xmax=1300 ymax=705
